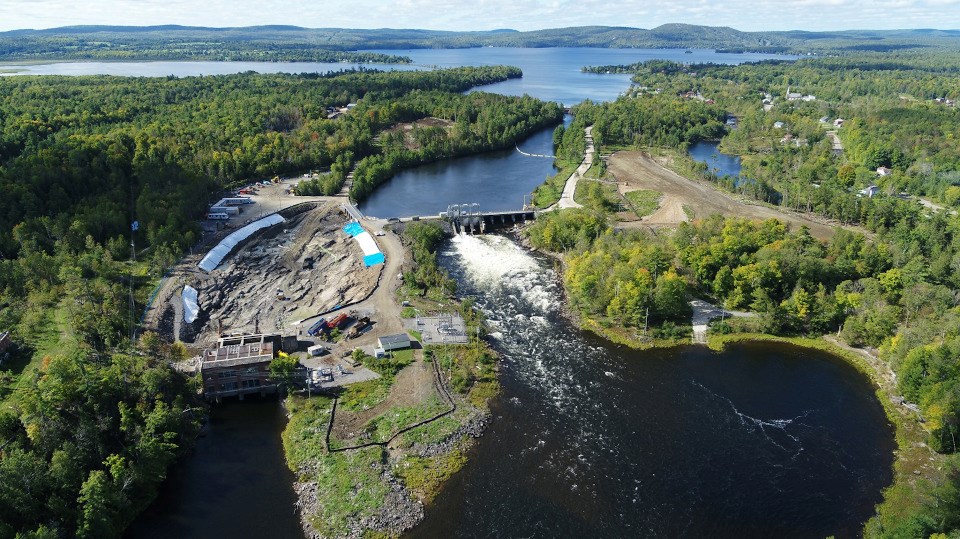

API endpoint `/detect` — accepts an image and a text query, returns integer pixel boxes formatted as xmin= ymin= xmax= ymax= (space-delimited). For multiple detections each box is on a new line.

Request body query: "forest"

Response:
xmin=0 ymin=64 xmax=558 ymax=538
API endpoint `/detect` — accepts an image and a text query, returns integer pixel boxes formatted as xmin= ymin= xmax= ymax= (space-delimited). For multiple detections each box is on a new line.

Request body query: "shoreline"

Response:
xmin=516 ymin=216 xmax=934 ymax=535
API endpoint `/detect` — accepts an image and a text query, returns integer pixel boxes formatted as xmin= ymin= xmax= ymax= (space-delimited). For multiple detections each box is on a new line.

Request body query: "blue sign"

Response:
xmin=131 ymin=221 xmax=139 ymax=231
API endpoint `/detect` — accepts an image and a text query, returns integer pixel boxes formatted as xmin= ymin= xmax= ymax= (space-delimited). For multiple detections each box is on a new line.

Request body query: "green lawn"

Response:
xmin=624 ymin=189 xmax=662 ymax=218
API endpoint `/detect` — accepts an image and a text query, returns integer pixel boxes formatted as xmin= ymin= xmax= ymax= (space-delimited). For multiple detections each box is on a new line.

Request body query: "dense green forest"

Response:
xmin=6 ymin=24 xmax=960 ymax=58
xmin=0 ymin=64 xmax=559 ymax=537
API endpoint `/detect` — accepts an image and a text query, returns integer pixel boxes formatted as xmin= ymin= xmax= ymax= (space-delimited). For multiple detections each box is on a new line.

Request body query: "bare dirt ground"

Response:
xmin=382 ymin=117 xmax=454 ymax=151
xmin=608 ymin=151 xmax=846 ymax=240
xmin=331 ymin=357 xmax=438 ymax=440
xmin=148 ymin=204 xmax=381 ymax=346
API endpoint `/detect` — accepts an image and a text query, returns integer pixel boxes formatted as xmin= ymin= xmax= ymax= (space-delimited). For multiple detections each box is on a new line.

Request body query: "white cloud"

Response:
xmin=0 ymin=0 xmax=958 ymax=32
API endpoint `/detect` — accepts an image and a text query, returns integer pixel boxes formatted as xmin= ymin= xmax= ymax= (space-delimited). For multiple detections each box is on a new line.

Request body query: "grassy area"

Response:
xmin=0 ymin=299 xmax=77 ymax=409
xmin=395 ymin=449 xmax=468 ymax=503
xmin=337 ymin=377 xmax=392 ymax=412
xmin=532 ymin=163 xmax=577 ymax=207
xmin=364 ymin=395 xmax=450 ymax=443
xmin=283 ymin=396 xmax=389 ymax=537
xmin=579 ymin=316 xmax=691 ymax=350
xmin=573 ymin=178 xmax=621 ymax=213
xmin=624 ymin=189 xmax=662 ymax=218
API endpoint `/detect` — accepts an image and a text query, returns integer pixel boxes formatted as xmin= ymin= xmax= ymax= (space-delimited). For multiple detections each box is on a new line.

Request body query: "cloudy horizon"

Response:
xmin=1 ymin=0 xmax=959 ymax=33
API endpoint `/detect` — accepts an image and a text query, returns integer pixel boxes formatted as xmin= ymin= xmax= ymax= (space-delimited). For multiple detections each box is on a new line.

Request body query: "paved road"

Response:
xmin=556 ymin=125 xmax=594 ymax=209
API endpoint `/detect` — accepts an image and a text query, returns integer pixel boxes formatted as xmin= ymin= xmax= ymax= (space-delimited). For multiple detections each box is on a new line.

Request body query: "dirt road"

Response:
xmin=609 ymin=151 xmax=842 ymax=240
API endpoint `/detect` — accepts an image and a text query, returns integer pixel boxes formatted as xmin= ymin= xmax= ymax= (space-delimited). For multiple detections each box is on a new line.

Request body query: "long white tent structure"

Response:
xmin=182 ymin=285 xmax=200 ymax=323
xmin=198 ymin=214 xmax=285 ymax=272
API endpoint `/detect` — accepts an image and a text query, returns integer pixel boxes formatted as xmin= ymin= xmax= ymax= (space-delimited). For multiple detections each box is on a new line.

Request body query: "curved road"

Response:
xmin=556 ymin=125 xmax=594 ymax=209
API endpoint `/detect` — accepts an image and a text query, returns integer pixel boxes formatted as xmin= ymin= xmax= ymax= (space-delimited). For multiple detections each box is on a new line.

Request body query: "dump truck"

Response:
xmin=347 ymin=317 xmax=371 ymax=339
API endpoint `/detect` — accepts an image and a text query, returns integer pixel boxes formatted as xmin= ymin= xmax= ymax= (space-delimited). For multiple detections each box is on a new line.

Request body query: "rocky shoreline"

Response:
xmin=291 ymin=405 xmax=491 ymax=539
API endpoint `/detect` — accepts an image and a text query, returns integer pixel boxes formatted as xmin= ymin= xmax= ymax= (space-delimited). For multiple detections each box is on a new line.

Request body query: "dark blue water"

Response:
xmin=369 ymin=48 xmax=794 ymax=106
xmin=359 ymin=116 xmax=569 ymax=218
xmin=360 ymin=48 xmax=785 ymax=216
xmin=126 ymin=398 xmax=303 ymax=539
xmin=689 ymin=140 xmax=743 ymax=178
xmin=410 ymin=235 xmax=894 ymax=538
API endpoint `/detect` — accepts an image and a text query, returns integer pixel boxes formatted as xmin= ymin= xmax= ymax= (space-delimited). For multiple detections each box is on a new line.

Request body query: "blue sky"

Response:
xmin=1 ymin=0 xmax=959 ymax=32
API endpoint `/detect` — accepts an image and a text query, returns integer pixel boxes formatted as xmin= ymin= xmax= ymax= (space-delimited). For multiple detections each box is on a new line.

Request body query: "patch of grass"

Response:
xmin=406 ymin=329 xmax=423 ymax=342
xmin=624 ymin=189 xmax=662 ymax=217
xmin=400 ymin=306 xmax=418 ymax=318
xmin=395 ymin=448 xmax=469 ymax=503
xmin=1 ymin=299 xmax=77 ymax=408
xmin=402 ymin=414 xmax=461 ymax=446
xmin=533 ymin=163 xmax=577 ymax=207
xmin=682 ymin=204 xmax=696 ymax=220
xmin=364 ymin=395 xmax=449 ymax=443
xmin=339 ymin=377 xmax=392 ymax=412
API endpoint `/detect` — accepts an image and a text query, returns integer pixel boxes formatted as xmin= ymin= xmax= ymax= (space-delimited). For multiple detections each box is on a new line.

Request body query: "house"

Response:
xmin=377 ymin=333 xmax=411 ymax=352
xmin=786 ymin=92 xmax=803 ymax=101
xmin=773 ymin=121 xmax=785 ymax=129
xmin=199 ymin=334 xmax=279 ymax=401
xmin=876 ymin=167 xmax=893 ymax=177
xmin=833 ymin=118 xmax=845 ymax=128
xmin=859 ymin=185 xmax=881 ymax=198
xmin=819 ymin=116 xmax=830 ymax=124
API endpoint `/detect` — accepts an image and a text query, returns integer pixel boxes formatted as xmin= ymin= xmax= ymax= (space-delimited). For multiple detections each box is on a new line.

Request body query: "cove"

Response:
xmin=688 ymin=140 xmax=743 ymax=179
xmin=409 ymin=234 xmax=896 ymax=538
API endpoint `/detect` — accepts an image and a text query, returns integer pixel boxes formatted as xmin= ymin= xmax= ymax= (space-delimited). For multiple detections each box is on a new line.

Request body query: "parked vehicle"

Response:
xmin=307 ymin=318 xmax=326 ymax=336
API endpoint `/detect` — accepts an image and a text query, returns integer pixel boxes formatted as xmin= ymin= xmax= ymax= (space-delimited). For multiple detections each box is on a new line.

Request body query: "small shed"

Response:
xmin=307 ymin=344 xmax=325 ymax=357
xmin=378 ymin=333 xmax=411 ymax=351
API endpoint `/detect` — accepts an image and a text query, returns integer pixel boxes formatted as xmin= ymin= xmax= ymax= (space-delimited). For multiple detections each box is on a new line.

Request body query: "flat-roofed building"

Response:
xmin=200 ymin=334 xmax=277 ymax=400
xmin=378 ymin=333 xmax=411 ymax=352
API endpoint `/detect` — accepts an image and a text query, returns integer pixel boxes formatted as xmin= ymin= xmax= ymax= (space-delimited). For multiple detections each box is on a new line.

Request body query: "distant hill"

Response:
xmin=1 ymin=23 xmax=959 ymax=62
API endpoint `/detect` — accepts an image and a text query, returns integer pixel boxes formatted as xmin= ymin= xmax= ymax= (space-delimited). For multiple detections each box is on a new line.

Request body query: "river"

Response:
xmin=411 ymin=234 xmax=894 ymax=538
xmin=113 ymin=46 xmax=892 ymax=538
xmin=125 ymin=398 xmax=302 ymax=538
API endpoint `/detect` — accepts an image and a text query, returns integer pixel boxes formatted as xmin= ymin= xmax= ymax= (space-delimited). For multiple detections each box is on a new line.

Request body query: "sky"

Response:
xmin=1 ymin=0 xmax=959 ymax=33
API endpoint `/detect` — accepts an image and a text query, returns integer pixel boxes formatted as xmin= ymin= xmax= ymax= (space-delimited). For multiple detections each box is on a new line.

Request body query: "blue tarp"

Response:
xmin=343 ymin=221 xmax=364 ymax=237
xmin=363 ymin=253 xmax=385 ymax=267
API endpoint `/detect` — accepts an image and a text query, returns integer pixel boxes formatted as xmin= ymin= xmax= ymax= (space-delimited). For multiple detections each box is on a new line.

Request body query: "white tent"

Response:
xmin=182 ymin=285 xmax=200 ymax=324
xmin=198 ymin=214 xmax=285 ymax=272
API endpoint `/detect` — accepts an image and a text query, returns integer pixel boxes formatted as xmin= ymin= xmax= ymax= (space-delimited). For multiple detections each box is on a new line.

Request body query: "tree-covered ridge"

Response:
xmin=6 ymin=24 xmax=960 ymax=57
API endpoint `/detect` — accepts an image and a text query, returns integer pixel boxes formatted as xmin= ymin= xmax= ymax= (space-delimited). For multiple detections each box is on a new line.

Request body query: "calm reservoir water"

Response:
xmin=411 ymin=235 xmax=894 ymax=538
xmin=689 ymin=140 xmax=743 ymax=178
